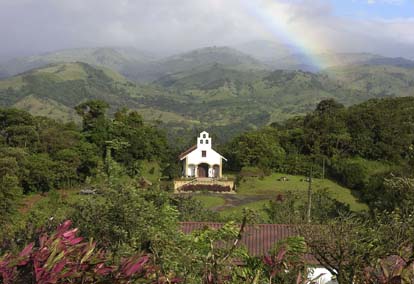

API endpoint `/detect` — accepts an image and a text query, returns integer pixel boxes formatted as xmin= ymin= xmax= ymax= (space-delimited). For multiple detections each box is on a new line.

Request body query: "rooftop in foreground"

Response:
xmin=179 ymin=222 xmax=318 ymax=264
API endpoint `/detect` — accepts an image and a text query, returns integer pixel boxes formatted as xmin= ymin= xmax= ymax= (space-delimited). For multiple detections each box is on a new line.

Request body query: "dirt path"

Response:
xmin=20 ymin=194 xmax=43 ymax=214
xmin=19 ymin=188 xmax=78 ymax=214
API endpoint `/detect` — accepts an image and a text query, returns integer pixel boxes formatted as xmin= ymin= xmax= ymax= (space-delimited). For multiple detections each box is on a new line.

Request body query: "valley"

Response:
xmin=1 ymin=46 xmax=414 ymax=145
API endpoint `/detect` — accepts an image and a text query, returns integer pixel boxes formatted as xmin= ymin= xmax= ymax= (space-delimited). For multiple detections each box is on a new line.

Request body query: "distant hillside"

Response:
xmin=1 ymin=61 xmax=414 ymax=142
xmin=122 ymin=46 xmax=269 ymax=83
xmin=325 ymin=65 xmax=414 ymax=98
xmin=2 ymin=44 xmax=414 ymax=84
xmin=0 ymin=47 xmax=156 ymax=79
xmin=234 ymin=40 xmax=294 ymax=62
xmin=0 ymin=62 xmax=153 ymax=122
xmin=0 ymin=46 xmax=269 ymax=83
xmin=155 ymin=64 xmax=266 ymax=89
xmin=234 ymin=40 xmax=414 ymax=71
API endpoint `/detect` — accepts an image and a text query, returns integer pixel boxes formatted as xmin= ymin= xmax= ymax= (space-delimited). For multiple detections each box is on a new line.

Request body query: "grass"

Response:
xmin=140 ymin=160 xmax=161 ymax=184
xmin=0 ymin=76 xmax=24 ymax=89
xmin=237 ymin=173 xmax=367 ymax=211
xmin=13 ymin=95 xmax=81 ymax=123
xmin=190 ymin=172 xmax=368 ymax=218
xmin=36 ymin=63 xmax=88 ymax=81
xmin=220 ymin=200 xmax=269 ymax=220
xmin=193 ymin=195 xmax=226 ymax=209
xmin=137 ymin=108 xmax=198 ymax=124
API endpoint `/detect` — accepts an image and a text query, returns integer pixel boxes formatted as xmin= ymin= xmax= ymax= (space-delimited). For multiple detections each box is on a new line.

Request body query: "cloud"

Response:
xmin=0 ymin=0 xmax=413 ymax=59
xmin=365 ymin=0 xmax=405 ymax=4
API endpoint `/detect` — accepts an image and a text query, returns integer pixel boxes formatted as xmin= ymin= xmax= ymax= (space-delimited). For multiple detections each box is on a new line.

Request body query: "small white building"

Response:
xmin=179 ymin=131 xmax=227 ymax=178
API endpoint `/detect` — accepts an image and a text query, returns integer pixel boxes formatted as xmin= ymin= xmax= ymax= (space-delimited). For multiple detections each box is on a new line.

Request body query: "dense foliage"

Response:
xmin=3 ymin=95 xmax=414 ymax=282
xmin=2 ymin=58 xmax=414 ymax=145
xmin=224 ymin=97 xmax=414 ymax=209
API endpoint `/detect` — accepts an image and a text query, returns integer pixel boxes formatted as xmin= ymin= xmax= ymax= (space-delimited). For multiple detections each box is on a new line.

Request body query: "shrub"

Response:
xmin=329 ymin=157 xmax=368 ymax=190
xmin=180 ymin=184 xmax=232 ymax=193
xmin=239 ymin=166 xmax=265 ymax=178
xmin=0 ymin=220 xmax=178 ymax=284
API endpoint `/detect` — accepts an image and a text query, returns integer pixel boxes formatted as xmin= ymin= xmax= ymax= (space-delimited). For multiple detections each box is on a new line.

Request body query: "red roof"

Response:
xmin=178 ymin=145 xmax=197 ymax=160
xmin=180 ymin=222 xmax=317 ymax=264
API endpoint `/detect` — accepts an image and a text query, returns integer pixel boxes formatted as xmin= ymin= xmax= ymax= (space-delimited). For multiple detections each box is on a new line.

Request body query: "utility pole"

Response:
xmin=307 ymin=166 xmax=313 ymax=224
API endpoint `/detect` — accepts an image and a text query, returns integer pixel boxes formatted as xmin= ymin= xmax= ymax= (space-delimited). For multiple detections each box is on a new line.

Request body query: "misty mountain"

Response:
xmin=234 ymin=40 xmax=414 ymax=71
xmin=1 ymin=60 xmax=414 ymax=139
xmin=121 ymin=46 xmax=269 ymax=83
xmin=0 ymin=62 xmax=147 ymax=121
xmin=325 ymin=65 xmax=414 ymax=98
xmin=0 ymin=47 xmax=157 ymax=79
xmin=154 ymin=64 xmax=267 ymax=89
xmin=234 ymin=40 xmax=295 ymax=61
xmin=2 ymin=42 xmax=414 ymax=84
xmin=0 ymin=46 xmax=268 ymax=83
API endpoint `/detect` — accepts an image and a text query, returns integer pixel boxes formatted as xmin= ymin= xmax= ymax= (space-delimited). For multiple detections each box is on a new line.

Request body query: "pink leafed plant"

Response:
xmin=0 ymin=220 xmax=175 ymax=284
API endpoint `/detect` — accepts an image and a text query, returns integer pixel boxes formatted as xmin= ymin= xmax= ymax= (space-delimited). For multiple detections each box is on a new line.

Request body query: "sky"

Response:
xmin=0 ymin=0 xmax=413 ymax=59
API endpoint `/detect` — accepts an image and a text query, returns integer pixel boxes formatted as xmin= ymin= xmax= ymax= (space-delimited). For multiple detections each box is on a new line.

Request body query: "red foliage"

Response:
xmin=364 ymin=255 xmax=414 ymax=284
xmin=263 ymin=247 xmax=287 ymax=278
xmin=180 ymin=184 xmax=232 ymax=192
xmin=0 ymin=220 xmax=180 ymax=284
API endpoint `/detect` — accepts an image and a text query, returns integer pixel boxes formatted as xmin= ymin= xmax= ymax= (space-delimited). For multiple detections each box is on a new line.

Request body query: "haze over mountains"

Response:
xmin=1 ymin=41 xmax=414 ymax=81
xmin=1 ymin=41 xmax=413 ymax=140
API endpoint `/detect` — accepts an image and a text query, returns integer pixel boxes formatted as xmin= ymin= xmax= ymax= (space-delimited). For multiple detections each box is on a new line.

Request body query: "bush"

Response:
xmin=0 ymin=220 xmax=166 ymax=284
xmin=329 ymin=157 xmax=368 ymax=190
xmin=239 ymin=166 xmax=265 ymax=178
xmin=179 ymin=184 xmax=232 ymax=193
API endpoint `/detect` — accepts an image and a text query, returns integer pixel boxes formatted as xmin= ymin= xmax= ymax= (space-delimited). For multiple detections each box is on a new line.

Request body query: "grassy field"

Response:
xmin=140 ymin=160 xmax=161 ymax=184
xmin=237 ymin=173 xmax=367 ymax=211
xmin=193 ymin=195 xmax=226 ymax=208
xmin=192 ymin=172 xmax=368 ymax=218
xmin=220 ymin=200 xmax=269 ymax=221
xmin=13 ymin=95 xmax=81 ymax=123
xmin=36 ymin=63 xmax=88 ymax=81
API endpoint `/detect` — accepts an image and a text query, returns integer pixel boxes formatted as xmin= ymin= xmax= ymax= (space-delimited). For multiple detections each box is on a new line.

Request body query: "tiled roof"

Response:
xmin=180 ymin=222 xmax=318 ymax=264
xmin=178 ymin=145 xmax=197 ymax=160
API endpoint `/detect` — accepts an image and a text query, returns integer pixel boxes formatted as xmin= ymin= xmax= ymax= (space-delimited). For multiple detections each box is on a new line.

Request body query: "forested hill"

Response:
xmin=0 ymin=62 xmax=167 ymax=123
xmin=1 ymin=60 xmax=414 ymax=143
xmin=222 ymin=96 xmax=414 ymax=210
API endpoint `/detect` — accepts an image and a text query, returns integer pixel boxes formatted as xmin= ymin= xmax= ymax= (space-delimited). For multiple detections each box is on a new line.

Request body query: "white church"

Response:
xmin=179 ymin=131 xmax=227 ymax=178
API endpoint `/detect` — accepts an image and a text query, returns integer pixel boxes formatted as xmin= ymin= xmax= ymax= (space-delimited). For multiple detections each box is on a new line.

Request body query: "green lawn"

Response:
xmin=193 ymin=195 xmax=226 ymax=209
xmin=237 ymin=173 xmax=367 ymax=211
xmin=190 ymin=172 xmax=367 ymax=218
xmin=219 ymin=200 xmax=269 ymax=220
xmin=141 ymin=160 xmax=161 ymax=184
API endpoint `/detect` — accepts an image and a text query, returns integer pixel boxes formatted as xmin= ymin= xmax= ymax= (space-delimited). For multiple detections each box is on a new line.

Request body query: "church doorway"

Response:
xmin=197 ymin=163 xmax=209 ymax=178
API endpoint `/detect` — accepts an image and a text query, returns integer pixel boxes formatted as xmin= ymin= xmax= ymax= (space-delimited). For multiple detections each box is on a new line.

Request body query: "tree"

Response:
xmin=223 ymin=127 xmax=285 ymax=171
xmin=21 ymin=154 xmax=57 ymax=193
xmin=300 ymin=215 xmax=374 ymax=284
xmin=263 ymin=192 xmax=302 ymax=224
xmin=303 ymin=99 xmax=350 ymax=157
xmin=75 ymin=100 xmax=110 ymax=150
xmin=71 ymin=182 xmax=179 ymax=259
xmin=0 ymin=175 xmax=21 ymax=231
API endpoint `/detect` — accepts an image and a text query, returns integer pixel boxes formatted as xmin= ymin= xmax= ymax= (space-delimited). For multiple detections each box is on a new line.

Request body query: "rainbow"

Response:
xmin=240 ymin=0 xmax=332 ymax=70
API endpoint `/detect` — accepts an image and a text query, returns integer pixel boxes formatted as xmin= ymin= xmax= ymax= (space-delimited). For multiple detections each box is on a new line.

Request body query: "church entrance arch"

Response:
xmin=197 ymin=163 xmax=209 ymax=178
